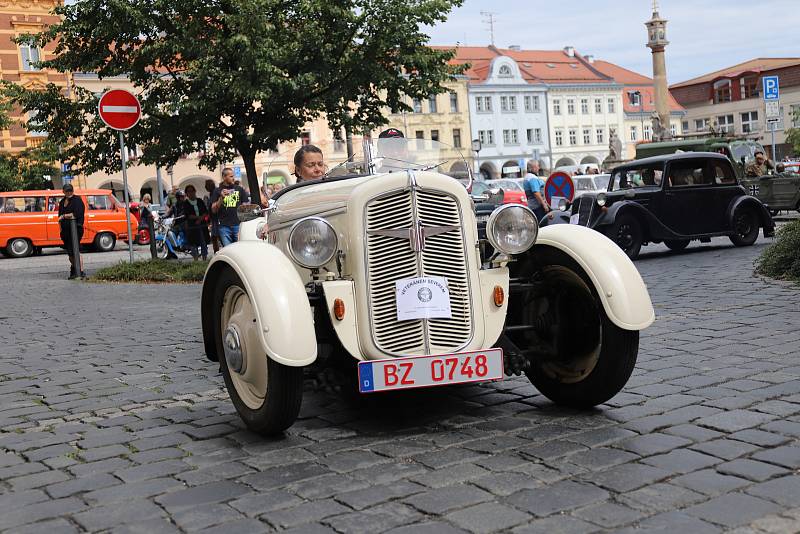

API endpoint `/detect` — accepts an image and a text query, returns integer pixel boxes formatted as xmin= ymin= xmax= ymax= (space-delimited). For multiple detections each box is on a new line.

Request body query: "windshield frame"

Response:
xmin=610 ymin=163 xmax=666 ymax=192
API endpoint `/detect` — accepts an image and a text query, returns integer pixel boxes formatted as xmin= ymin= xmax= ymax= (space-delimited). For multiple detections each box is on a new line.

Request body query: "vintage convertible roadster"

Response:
xmin=200 ymin=139 xmax=655 ymax=434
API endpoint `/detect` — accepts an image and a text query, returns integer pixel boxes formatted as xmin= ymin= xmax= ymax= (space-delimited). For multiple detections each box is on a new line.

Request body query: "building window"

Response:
xmin=714 ymin=80 xmax=732 ymax=103
xmin=555 ymin=129 xmax=563 ymax=146
xmin=718 ymin=114 xmax=734 ymax=133
xmin=333 ymin=136 xmax=345 ymax=152
xmin=567 ymin=99 xmax=575 ymax=115
xmin=553 ymin=99 xmax=562 ymax=115
xmin=630 ymin=125 xmax=638 ymax=142
xmin=413 ymin=99 xmax=423 ymax=113
xmin=450 ymin=92 xmax=459 ymax=113
xmin=594 ymin=98 xmax=602 ymax=113
xmin=430 ymin=129 xmax=439 ymax=142
xmin=26 ymin=110 xmax=47 ymax=137
xmin=415 ymin=130 xmax=424 ymax=139
xmin=428 ymin=96 xmax=438 ymax=114
xmin=478 ymin=130 xmax=495 ymax=146
xmin=607 ymin=98 xmax=616 ymax=114
xmin=500 ymin=96 xmax=508 ymax=112
xmin=596 ymin=128 xmax=605 ymax=144
xmin=568 ymin=129 xmax=577 ymax=145
xmin=526 ymin=129 xmax=533 ymax=143
xmin=740 ymin=77 xmax=758 ymax=99
xmin=629 ymin=92 xmax=641 ymax=106
xmin=452 ymin=128 xmax=462 ymax=148
xmin=682 ymin=120 xmax=689 ymax=132
xmin=695 ymin=118 xmax=707 ymax=131
xmin=534 ymin=128 xmax=542 ymax=143
xmin=508 ymin=96 xmax=517 ymax=112
xmin=498 ymin=64 xmax=512 ymax=77
xmin=741 ymin=111 xmax=758 ymax=133
xmin=300 ymin=131 xmax=311 ymax=145
xmin=524 ymin=95 xmax=540 ymax=112
xmin=581 ymin=98 xmax=589 ymax=114
xmin=792 ymin=105 xmax=800 ymax=127
xmin=643 ymin=125 xmax=652 ymax=140
xmin=503 ymin=129 xmax=518 ymax=144
xmin=583 ymin=128 xmax=591 ymax=144
xmin=670 ymin=124 xmax=677 ymax=136
xmin=19 ymin=41 xmax=41 ymax=72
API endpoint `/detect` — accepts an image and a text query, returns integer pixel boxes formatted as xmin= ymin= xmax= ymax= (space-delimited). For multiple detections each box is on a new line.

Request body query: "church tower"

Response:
xmin=645 ymin=0 xmax=671 ymax=140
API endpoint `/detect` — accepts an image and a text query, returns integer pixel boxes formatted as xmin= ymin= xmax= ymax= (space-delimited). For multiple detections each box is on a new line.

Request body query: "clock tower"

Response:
xmin=645 ymin=1 xmax=671 ymax=140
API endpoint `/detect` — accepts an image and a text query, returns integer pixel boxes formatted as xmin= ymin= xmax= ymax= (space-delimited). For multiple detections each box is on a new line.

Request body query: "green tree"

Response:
xmin=4 ymin=0 xmax=463 ymax=195
xmin=786 ymin=108 xmax=800 ymax=158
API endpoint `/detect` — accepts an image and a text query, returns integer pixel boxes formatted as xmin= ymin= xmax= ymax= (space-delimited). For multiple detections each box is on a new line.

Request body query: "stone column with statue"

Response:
xmin=646 ymin=1 xmax=672 ymax=141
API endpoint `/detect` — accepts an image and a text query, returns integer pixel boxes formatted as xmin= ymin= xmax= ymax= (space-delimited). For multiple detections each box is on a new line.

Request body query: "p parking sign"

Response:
xmin=763 ymin=76 xmax=780 ymax=101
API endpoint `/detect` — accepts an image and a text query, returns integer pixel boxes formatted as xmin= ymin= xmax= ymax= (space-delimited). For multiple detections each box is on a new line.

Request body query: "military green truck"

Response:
xmin=635 ymin=136 xmax=765 ymax=181
xmin=741 ymin=166 xmax=800 ymax=214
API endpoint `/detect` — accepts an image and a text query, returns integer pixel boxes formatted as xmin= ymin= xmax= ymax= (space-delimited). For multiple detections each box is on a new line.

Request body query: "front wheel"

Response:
xmin=155 ymin=240 xmax=170 ymax=260
xmin=608 ymin=214 xmax=643 ymax=259
xmin=94 ymin=232 xmax=116 ymax=252
xmin=510 ymin=255 xmax=639 ymax=408
xmin=213 ymin=268 xmax=303 ymax=435
xmin=6 ymin=238 xmax=33 ymax=258
xmin=729 ymin=207 xmax=759 ymax=246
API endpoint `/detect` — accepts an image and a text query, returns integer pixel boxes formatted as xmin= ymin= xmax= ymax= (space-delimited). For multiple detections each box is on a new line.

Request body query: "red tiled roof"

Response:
xmin=592 ymin=60 xmax=653 ymax=84
xmin=670 ymin=57 xmax=800 ymax=88
xmin=619 ymin=85 xmax=685 ymax=113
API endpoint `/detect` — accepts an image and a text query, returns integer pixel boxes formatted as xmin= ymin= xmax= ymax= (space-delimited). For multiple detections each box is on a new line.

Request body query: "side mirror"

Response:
xmin=237 ymin=203 xmax=264 ymax=222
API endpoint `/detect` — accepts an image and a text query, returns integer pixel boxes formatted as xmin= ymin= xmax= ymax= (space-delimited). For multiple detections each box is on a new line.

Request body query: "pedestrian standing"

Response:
xmin=57 ymin=183 xmax=86 ymax=279
xmin=182 ymin=185 xmax=210 ymax=260
xmin=211 ymin=167 xmax=250 ymax=247
xmin=204 ymin=179 xmax=220 ymax=253
xmin=523 ymin=160 xmax=549 ymax=221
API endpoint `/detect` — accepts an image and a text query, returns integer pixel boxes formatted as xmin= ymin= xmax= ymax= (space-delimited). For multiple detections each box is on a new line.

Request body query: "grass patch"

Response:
xmin=755 ymin=219 xmax=800 ymax=284
xmin=92 ymin=259 xmax=208 ymax=283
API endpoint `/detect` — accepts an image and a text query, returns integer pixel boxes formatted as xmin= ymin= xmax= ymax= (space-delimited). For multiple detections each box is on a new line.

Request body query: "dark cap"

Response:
xmin=62 ymin=183 xmax=74 ymax=192
xmin=378 ymin=128 xmax=404 ymax=139
xmin=754 ymin=149 xmax=765 ymax=156
xmin=175 ymin=189 xmax=185 ymax=197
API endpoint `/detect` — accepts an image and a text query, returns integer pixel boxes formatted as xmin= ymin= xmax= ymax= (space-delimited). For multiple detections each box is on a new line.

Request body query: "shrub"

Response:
xmin=755 ymin=219 xmax=800 ymax=283
xmin=92 ymin=259 xmax=207 ymax=283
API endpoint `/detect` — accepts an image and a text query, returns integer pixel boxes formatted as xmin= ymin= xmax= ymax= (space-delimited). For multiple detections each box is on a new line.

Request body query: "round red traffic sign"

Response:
xmin=544 ymin=171 xmax=575 ymax=205
xmin=98 ymin=89 xmax=141 ymax=131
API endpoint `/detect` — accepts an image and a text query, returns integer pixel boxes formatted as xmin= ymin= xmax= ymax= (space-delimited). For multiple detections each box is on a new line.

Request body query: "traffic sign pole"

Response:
xmin=119 ymin=131 xmax=134 ymax=263
xmin=763 ymin=76 xmax=780 ymax=162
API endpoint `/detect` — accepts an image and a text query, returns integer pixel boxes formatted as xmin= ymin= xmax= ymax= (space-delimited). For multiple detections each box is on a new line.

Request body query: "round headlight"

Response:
xmin=596 ymin=192 xmax=608 ymax=207
xmin=558 ymin=198 xmax=569 ymax=212
xmin=486 ymin=205 xmax=538 ymax=255
xmin=288 ymin=217 xmax=338 ymax=269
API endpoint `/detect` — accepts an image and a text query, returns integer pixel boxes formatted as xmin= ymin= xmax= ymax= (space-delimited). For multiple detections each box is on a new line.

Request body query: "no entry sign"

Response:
xmin=544 ymin=171 xmax=575 ymax=205
xmin=98 ymin=89 xmax=141 ymax=131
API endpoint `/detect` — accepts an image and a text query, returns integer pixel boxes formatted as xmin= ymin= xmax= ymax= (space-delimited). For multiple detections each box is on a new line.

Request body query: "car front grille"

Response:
xmin=572 ymin=196 xmax=595 ymax=226
xmin=365 ymin=187 xmax=473 ymax=356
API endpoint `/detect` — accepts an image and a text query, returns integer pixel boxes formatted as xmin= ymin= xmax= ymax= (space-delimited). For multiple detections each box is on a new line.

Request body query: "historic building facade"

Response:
xmin=0 ymin=0 xmax=70 ymax=152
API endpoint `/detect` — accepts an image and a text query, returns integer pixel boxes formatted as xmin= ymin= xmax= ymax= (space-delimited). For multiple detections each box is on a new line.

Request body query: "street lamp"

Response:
xmin=471 ymin=138 xmax=482 ymax=179
xmin=633 ymin=90 xmax=645 ymax=142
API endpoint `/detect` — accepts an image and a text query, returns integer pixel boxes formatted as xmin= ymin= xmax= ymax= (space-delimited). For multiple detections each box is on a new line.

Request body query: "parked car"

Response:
xmin=741 ymin=164 xmax=800 ymax=215
xmin=0 ymin=188 xmax=136 ymax=258
xmin=199 ymin=138 xmax=655 ymax=435
xmin=573 ymin=174 xmax=611 ymax=198
xmin=542 ymin=153 xmax=775 ymax=259
xmin=483 ymin=179 xmax=527 ymax=205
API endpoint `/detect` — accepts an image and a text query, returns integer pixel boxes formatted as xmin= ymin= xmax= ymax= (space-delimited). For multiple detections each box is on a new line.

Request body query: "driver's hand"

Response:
xmin=257 ymin=223 xmax=269 ymax=240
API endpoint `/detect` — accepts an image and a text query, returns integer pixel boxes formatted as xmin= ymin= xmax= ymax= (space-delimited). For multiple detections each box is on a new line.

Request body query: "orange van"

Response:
xmin=0 ymin=188 xmax=137 ymax=258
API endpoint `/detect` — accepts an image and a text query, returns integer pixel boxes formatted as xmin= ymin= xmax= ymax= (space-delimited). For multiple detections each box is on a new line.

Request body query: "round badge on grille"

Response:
xmin=417 ymin=287 xmax=433 ymax=302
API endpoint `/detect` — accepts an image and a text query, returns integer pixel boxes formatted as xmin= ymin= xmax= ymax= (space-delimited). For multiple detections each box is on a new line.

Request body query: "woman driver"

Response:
xmin=294 ymin=145 xmax=325 ymax=183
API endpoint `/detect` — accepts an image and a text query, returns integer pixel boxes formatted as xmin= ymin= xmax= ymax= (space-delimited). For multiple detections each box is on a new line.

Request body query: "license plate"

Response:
xmin=569 ymin=213 xmax=580 ymax=225
xmin=358 ymin=348 xmax=504 ymax=393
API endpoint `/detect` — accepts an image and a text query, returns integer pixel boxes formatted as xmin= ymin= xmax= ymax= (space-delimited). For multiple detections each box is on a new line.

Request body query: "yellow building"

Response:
xmin=0 ymin=0 xmax=70 ymax=152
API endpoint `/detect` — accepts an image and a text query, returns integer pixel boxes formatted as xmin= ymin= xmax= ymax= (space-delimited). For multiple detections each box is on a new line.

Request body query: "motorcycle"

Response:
xmin=153 ymin=213 xmax=193 ymax=259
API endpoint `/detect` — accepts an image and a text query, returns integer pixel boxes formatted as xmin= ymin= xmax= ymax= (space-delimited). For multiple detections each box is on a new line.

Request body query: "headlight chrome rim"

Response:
xmin=596 ymin=192 xmax=608 ymax=207
xmin=287 ymin=216 xmax=338 ymax=269
xmin=486 ymin=204 xmax=539 ymax=255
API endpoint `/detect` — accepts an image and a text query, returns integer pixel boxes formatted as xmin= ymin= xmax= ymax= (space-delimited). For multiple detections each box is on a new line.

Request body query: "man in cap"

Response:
xmin=745 ymin=150 xmax=775 ymax=177
xmin=375 ymin=128 xmax=414 ymax=173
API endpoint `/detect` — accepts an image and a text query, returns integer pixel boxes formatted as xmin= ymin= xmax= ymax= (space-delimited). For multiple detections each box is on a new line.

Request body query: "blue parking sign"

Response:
xmin=234 ymin=166 xmax=242 ymax=179
xmin=763 ymin=76 xmax=779 ymax=101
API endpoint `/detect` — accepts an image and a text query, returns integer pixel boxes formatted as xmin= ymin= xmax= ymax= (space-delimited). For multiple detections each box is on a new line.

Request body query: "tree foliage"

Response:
xmin=4 ymin=0 xmax=464 ymax=194
xmin=0 ymin=141 xmax=61 ymax=192
xmin=786 ymin=108 xmax=800 ymax=158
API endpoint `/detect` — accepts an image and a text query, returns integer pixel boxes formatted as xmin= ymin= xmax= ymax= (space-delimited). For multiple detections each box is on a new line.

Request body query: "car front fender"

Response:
xmin=201 ymin=242 xmax=317 ymax=367
xmin=726 ymin=195 xmax=775 ymax=237
xmin=532 ymin=225 xmax=655 ymax=331
xmin=538 ymin=209 xmax=571 ymax=227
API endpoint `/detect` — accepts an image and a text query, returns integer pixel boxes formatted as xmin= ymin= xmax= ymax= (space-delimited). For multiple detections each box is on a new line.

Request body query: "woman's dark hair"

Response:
xmin=185 ymin=184 xmax=196 ymax=195
xmin=204 ymin=179 xmax=216 ymax=193
xmin=62 ymin=183 xmax=74 ymax=193
xmin=293 ymin=144 xmax=323 ymax=172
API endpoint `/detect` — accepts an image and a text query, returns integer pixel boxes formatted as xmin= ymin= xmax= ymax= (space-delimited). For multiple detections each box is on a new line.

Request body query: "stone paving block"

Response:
xmin=684 ymin=492 xmax=781 ymax=528
xmin=68 ymin=457 xmax=133 ymax=477
xmin=156 ymin=479 xmax=251 ymax=510
xmin=387 ymin=521 xmax=468 ymax=534
xmin=617 ymin=432 xmax=692 ymax=456
xmin=335 ymin=480 xmax=426 ymax=511
xmin=290 ymin=473 xmax=369 ymax=500
xmin=0 ymin=489 xmax=51 ymax=514
xmin=8 ymin=468 xmax=71 ymax=490
xmin=324 ymin=502 xmax=422 ymax=534
xmin=240 ymin=461 xmax=330 ymax=490
xmin=696 ymin=409 xmax=778 ymax=433
xmin=518 ymin=440 xmax=587 ymax=461
xmin=664 ymin=424 xmax=724 ymax=442
xmin=110 ymin=517 xmax=183 ymax=534
xmin=581 ymin=463 xmax=671 ymax=492
xmin=471 ymin=472 xmax=542 ymax=496
xmin=412 ymin=447 xmax=488 ymax=469
xmin=690 ymin=438 xmax=761 ymax=460
xmin=630 ymin=510 xmax=722 ymax=534
xmin=321 ymin=450 xmax=390 ymax=473
xmin=751 ymin=445 xmax=800 ymax=469
xmin=572 ymin=500 xmax=647 ymax=528
xmin=563 ymin=426 xmax=637 ymax=448
xmin=506 ymin=480 xmax=608 ymax=517
xmin=445 ymin=502 xmax=530 ymax=533
xmin=619 ymin=482 xmax=706 ymax=512
xmin=13 ymin=518 xmax=80 ymax=534
xmin=115 ymin=458 xmax=193 ymax=483
xmin=716 ymin=458 xmax=788 ymax=482
xmin=46 ymin=472 xmax=120 ymax=498
xmin=229 ymin=489 xmax=302 ymax=517
xmin=349 ymin=460 xmax=428 ymax=484
xmin=195 ymin=518 xmax=269 ymax=534
xmin=409 ymin=462 xmax=491 ymax=489
xmin=567 ymin=447 xmax=639 ymax=470
xmin=745 ymin=475 xmax=800 ymax=507
xmin=263 ymin=498 xmax=350 ymax=529
xmin=171 ymin=503 xmax=245 ymax=532
xmin=83 ymin=476 xmax=185 ymax=505
xmin=641 ymin=448 xmax=721 ymax=474
xmin=511 ymin=515 xmax=600 ymax=533
xmin=404 ymin=484 xmax=493 ymax=514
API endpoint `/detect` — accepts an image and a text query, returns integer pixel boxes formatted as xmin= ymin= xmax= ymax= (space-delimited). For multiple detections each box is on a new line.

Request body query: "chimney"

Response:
xmin=563 ymin=46 xmax=575 ymax=57
xmin=509 ymin=45 xmax=521 ymax=51
xmin=584 ymin=54 xmax=595 ymax=63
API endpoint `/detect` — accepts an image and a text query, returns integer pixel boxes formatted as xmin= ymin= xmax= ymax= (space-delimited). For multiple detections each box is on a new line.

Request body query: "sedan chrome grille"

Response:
xmin=573 ymin=196 xmax=595 ymax=226
xmin=364 ymin=186 xmax=473 ymax=356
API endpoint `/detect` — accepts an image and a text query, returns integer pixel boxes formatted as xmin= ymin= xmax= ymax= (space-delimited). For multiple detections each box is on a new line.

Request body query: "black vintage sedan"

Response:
xmin=541 ymin=153 xmax=775 ymax=259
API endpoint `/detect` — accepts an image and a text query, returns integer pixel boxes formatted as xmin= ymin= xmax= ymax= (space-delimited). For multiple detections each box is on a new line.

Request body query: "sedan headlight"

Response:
xmin=486 ymin=205 xmax=538 ymax=255
xmin=288 ymin=217 xmax=338 ymax=268
xmin=596 ymin=192 xmax=608 ymax=207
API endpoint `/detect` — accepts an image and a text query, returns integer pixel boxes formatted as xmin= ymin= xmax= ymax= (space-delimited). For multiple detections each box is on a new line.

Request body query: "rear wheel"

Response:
xmin=155 ymin=240 xmax=170 ymax=260
xmin=729 ymin=207 xmax=759 ymax=246
xmin=6 ymin=238 xmax=32 ymax=258
xmin=213 ymin=268 xmax=303 ymax=435
xmin=510 ymin=254 xmax=639 ymax=408
xmin=664 ymin=239 xmax=690 ymax=252
xmin=94 ymin=232 xmax=116 ymax=252
xmin=608 ymin=214 xmax=643 ymax=259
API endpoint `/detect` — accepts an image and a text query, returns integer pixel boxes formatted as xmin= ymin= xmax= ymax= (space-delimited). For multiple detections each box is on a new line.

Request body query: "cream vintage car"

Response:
xmin=200 ymin=139 xmax=655 ymax=435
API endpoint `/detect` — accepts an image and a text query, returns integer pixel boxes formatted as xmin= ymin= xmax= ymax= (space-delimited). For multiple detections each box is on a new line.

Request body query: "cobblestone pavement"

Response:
xmin=1 ymin=235 xmax=799 ymax=533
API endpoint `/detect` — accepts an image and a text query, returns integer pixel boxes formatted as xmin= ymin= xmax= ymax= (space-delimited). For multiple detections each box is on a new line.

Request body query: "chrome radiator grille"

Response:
xmin=572 ymin=196 xmax=595 ymax=226
xmin=365 ymin=187 xmax=473 ymax=356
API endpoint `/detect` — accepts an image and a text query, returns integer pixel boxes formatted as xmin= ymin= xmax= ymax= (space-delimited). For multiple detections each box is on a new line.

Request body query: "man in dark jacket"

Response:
xmin=211 ymin=168 xmax=250 ymax=246
xmin=57 ymin=183 xmax=86 ymax=279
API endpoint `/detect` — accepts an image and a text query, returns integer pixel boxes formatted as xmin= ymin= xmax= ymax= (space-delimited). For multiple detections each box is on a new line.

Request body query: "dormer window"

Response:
xmin=498 ymin=65 xmax=512 ymax=78
xmin=713 ymin=79 xmax=732 ymax=104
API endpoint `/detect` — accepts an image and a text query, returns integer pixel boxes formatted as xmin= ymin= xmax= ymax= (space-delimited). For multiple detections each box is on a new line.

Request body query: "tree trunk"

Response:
xmin=345 ymin=124 xmax=354 ymax=160
xmin=241 ymin=149 xmax=260 ymax=202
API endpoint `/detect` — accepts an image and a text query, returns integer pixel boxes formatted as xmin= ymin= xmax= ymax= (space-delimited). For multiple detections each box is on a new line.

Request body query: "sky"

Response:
xmin=425 ymin=0 xmax=799 ymax=84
